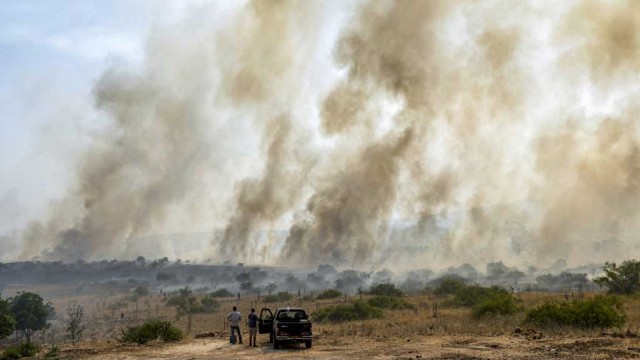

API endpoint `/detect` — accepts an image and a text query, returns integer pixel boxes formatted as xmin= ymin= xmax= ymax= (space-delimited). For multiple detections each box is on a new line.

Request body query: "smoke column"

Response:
xmin=16 ymin=0 xmax=640 ymax=270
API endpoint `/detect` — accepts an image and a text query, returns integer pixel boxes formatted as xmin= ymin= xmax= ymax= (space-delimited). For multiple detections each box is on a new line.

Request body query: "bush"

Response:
xmin=44 ymin=345 xmax=59 ymax=359
xmin=316 ymin=289 xmax=342 ymax=300
xmin=209 ymin=288 xmax=233 ymax=298
xmin=198 ymin=296 xmax=219 ymax=313
xmin=367 ymin=296 xmax=414 ymax=310
xmin=472 ymin=292 xmax=521 ymax=317
xmin=594 ymin=260 xmax=640 ymax=294
xmin=120 ymin=320 xmax=184 ymax=344
xmin=524 ymin=296 xmax=625 ymax=329
xmin=134 ymin=286 xmax=150 ymax=297
xmin=431 ymin=276 xmax=467 ymax=295
xmin=264 ymin=292 xmax=293 ymax=303
xmin=0 ymin=347 xmax=21 ymax=360
xmin=368 ymin=283 xmax=403 ymax=297
xmin=313 ymin=301 xmax=383 ymax=323
xmin=0 ymin=343 xmax=41 ymax=359
xmin=0 ymin=295 xmax=15 ymax=342
xmin=452 ymin=285 xmax=509 ymax=307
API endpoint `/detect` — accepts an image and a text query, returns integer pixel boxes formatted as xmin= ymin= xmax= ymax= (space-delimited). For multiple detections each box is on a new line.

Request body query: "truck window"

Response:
xmin=277 ymin=310 xmax=307 ymax=320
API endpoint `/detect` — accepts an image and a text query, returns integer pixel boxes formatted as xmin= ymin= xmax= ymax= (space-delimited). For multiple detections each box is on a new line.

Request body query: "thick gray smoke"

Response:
xmin=16 ymin=0 xmax=640 ymax=270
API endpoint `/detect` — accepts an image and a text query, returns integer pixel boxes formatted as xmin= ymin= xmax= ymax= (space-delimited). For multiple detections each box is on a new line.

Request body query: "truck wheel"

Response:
xmin=305 ymin=340 xmax=312 ymax=349
xmin=273 ymin=338 xmax=279 ymax=349
xmin=269 ymin=331 xmax=273 ymax=343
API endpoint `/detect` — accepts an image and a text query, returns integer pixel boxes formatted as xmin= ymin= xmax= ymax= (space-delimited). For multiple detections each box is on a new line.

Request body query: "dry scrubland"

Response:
xmin=5 ymin=283 xmax=640 ymax=359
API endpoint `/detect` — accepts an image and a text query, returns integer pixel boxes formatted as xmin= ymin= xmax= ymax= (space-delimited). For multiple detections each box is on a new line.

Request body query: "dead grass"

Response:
xmin=6 ymin=283 xmax=640 ymax=349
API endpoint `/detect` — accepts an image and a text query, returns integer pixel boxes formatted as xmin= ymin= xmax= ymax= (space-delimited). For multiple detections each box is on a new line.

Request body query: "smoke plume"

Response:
xmin=15 ymin=0 xmax=640 ymax=270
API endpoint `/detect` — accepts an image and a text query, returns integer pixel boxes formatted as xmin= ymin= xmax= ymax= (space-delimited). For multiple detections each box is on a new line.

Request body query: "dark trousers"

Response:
xmin=230 ymin=325 xmax=242 ymax=343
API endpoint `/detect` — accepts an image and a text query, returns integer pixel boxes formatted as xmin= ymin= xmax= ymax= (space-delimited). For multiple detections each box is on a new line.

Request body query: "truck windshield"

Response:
xmin=277 ymin=310 xmax=307 ymax=320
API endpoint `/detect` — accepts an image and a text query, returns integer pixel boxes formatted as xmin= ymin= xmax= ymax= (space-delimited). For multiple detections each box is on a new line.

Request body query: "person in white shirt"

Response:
xmin=227 ymin=306 xmax=243 ymax=344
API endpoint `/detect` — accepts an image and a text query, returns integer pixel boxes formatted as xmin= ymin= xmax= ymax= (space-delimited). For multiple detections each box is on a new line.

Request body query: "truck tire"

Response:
xmin=273 ymin=338 xmax=279 ymax=349
xmin=269 ymin=331 xmax=273 ymax=343
xmin=305 ymin=340 xmax=312 ymax=349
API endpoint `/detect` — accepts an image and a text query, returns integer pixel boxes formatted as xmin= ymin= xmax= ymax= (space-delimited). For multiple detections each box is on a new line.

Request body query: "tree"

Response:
xmin=0 ymin=295 xmax=15 ymax=341
xmin=134 ymin=286 xmax=150 ymax=297
xmin=594 ymin=260 xmax=640 ymax=294
xmin=368 ymin=283 xmax=403 ymax=297
xmin=66 ymin=303 xmax=85 ymax=346
xmin=9 ymin=292 xmax=49 ymax=343
xmin=166 ymin=287 xmax=196 ymax=318
xmin=156 ymin=272 xmax=176 ymax=282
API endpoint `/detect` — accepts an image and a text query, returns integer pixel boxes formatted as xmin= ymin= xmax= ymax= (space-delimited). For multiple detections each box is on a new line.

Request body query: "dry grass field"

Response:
xmin=5 ymin=284 xmax=640 ymax=359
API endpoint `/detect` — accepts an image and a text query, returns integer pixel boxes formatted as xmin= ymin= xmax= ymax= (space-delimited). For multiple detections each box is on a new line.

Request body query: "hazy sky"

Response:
xmin=0 ymin=1 xmax=184 ymax=235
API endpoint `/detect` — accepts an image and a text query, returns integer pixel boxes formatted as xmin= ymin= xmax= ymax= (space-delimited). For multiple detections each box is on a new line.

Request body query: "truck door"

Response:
xmin=258 ymin=308 xmax=274 ymax=334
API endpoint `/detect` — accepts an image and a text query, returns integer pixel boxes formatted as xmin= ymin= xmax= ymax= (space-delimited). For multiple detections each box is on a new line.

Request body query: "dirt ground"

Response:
xmin=58 ymin=333 xmax=640 ymax=360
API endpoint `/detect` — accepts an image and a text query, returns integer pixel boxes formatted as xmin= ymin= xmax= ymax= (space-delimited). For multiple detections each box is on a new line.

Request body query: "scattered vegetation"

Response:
xmin=264 ymin=292 xmax=293 ymax=303
xmin=66 ymin=303 xmax=85 ymax=346
xmin=536 ymin=272 xmax=589 ymax=290
xmin=368 ymin=283 xmax=403 ymax=297
xmin=594 ymin=260 xmax=640 ymax=295
xmin=472 ymin=292 xmax=522 ymax=317
xmin=0 ymin=343 xmax=40 ymax=360
xmin=313 ymin=301 xmax=383 ymax=323
xmin=0 ymin=295 xmax=15 ymax=342
xmin=431 ymin=276 xmax=468 ymax=295
xmin=209 ymin=288 xmax=233 ymax=298
xmin=367 ymin=296 xmax=414 ymax=310
xmin=434 ymin=281 xmax=522 ymax=317
xmin=316 ymin=289 xmax=342 ymax=300
xmin=198 ymin=296 xmax=220 ymax=314
xmin=451 ymin=285 xmax=509 ymax=307
xmin=524 ymin=296 xmax=625 ymax=328
xmin=120 ymin=320 xmax=183 ymax=344
xmin=107 ymin=299 xmax=128 ymax=310
xmin=43 ymin=345 xmax=59 ymax=360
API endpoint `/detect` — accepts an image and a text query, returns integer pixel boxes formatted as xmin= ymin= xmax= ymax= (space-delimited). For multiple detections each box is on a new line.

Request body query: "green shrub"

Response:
xmin=18 ymin=343 xmax=39 ymax=357
xmin=452 ymin=285 xmax=508 ymax=307
xmin=367 ymin=296 xmax=414 ymax=310
xmin=524 ymin=296 xmax=625 ymax=329
xmin=276 ymin=292 xmax=292 ymax=301
xmin=264 ymin=292 xmax=293 ymax=303
xmin=0 ymin=343 xmax=40 ymax=360
xmin=313 ymin=301 xmax=383 ymax=323
xmin=594 ymin=260 xmax=640 ymax=294
xmin=316 ymin=289 xmax=342 ymax=300
xmin=198 ymin=297 xmax=219 ymax=313
xmin=0 ymin=347 xmax=21 ymax=360
xmin=44 ymin=345 xmax=59 ymax=359
xmin=368 ymin=283 xmax=403 ymax=297
xmin=263 ymin=295 xmax=278 ymax=302
xmin=120 ymin=320 xmax=184 ymax=344
xmin=209 ymin=288 xmax=233 ymax=298
xmin=472 ymin=292 xmax=522 ymax=317
xmin=432 ymin=276 xmax=467 ymax=295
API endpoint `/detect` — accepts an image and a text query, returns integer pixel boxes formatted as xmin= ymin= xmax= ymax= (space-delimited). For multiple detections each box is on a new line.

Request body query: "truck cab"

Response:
xmin=258 ymin=307 xmax=312 ymax=349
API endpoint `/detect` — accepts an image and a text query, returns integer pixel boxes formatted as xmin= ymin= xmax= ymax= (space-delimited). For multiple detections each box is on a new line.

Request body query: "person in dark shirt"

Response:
xmin=247 ymin=308 xmax=258 ymax=347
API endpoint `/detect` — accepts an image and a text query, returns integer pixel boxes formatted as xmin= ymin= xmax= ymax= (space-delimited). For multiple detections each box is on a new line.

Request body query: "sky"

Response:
xmin=0 ymin=1 xmax=174 ymax=236
xmin=0 ymin=0 xmax=342 ymax=230
xmin=0 ymin=0 xmax=347 ymax=258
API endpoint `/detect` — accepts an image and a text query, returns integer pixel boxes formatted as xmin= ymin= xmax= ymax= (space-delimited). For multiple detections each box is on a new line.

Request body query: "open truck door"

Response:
xmin=258 ymin=308 xmax=273 ymax=334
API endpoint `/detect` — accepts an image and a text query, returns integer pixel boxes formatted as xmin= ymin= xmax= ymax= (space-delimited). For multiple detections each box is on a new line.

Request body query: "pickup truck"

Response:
xmin=258 ymin=307 xmax=312 ymax=349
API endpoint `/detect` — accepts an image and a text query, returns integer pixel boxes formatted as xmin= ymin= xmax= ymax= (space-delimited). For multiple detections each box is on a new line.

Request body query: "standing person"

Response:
xmin=227 ymin=306 xmax=243 ymax=344
xmin=247 ymin=308 xmax=258 ymax=347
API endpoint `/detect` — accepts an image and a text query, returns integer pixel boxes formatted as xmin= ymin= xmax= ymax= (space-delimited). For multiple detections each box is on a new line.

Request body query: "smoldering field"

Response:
xmin=6 ymin=0 xmax=640 ymax=273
